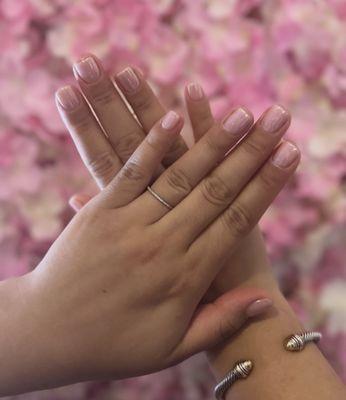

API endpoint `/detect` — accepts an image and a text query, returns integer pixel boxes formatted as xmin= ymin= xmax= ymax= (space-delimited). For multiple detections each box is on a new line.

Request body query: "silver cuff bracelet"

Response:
xmin=214 ymin=360 xmax=253 ymax=400
xmin=284 ymin=331 xmax=322 ymax=351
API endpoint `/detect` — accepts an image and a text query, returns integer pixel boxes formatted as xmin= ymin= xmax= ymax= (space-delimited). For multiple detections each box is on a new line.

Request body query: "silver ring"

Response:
xmin=147 ymin=186 xmax=173 ymax=210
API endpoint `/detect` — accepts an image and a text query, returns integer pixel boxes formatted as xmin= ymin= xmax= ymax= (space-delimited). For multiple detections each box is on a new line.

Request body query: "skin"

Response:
xmin=64 ymin=55 xmax=288 ymax=303
xmin=63 ymin=55 xmax=345 ymax=399
xmin=0 ymin=56 xmax=301 ymax=395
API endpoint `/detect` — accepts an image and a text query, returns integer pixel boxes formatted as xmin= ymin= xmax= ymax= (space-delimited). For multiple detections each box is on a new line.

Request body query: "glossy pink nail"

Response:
xmin=272 ymin=141 xmax=300 ymax=168
xmin=223 ymin=108 xmax=253 ymax=136
xmin=246 ymin=298 xmax=273 ymax=318
xmin=260 ymin=105 xmax=289 ymax=133
xmin=73 ymin=56 xmax=101 ymax=83
xmin=117 ymin=67 xmax=140 ymax=94
xmin=55 ymin=86 xmax=80 ymax=110
xmin=187 ymin=82 xmax=204 ymax=101
xmin=161 ymin=111 xmax=180 ymax=130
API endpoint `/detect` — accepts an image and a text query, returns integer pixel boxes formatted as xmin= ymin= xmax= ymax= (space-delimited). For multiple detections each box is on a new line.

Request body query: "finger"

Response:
xmin=185 ymin=82 xmax=214 ymax=142
xmin=134 ymin=107 xmax=254 ymax=223
xmin=69 ymin=194 xmax=92 ymax=212
xmin=73 ymin=54 xmax=145 ymax=162
xmin=191 ymin=141 xmax=300 ymax=280
xmin=162 ymin=105 xmax=291 ymax=241
xmin=115 ymin=67 xmax=165 ymax=133
xmin=115 ymin=67 xmax=188 ymax=166
xmin=55 ymin=85 xmax=122 ymax=188
xmin=101 ymin=111 xmax=183 ymax=208
xmin=171 ymin=288 xmax=272 ymax=360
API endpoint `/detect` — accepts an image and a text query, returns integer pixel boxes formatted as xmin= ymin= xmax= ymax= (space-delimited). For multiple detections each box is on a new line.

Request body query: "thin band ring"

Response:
xmin=147 ymin=186 xmax=173 ymax=210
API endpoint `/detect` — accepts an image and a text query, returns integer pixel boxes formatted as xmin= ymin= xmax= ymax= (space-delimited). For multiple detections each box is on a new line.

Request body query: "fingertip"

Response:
xmin=68 ymin=197 xmax=81 ymax=212
xmin=72 ymin=54 xmax=103 ymax=84
xmin=161 ymin=110 xmax=183 ymax=133
xmin=55 ymin=85 xmax=81 ymax=111
xmin=245 ymin=298 xmax=273 ymax=318
xmin=68 ymin=195 xmax=88 ymax=211
xmin=186 ymin=82 xmax=205 ymax=102
xmin=271 ymin=140 xmax=300 ymax=169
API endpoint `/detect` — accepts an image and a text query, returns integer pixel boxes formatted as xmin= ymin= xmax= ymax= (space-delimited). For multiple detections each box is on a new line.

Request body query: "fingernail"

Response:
xmin=223 ymin=107 xmax=253 ymax=136
xmin=73 ymin=56 xmax=101 ymax=83
xmin=56 ymin=86 xmax=80 ymax=110
xmin=260 ymin=105 xmax=290 ymax=133
xmin=272 ymin=141 xmax=300 ymax=168
xmin=117 ymin=67 xmax=140 ymax=94
xmin=246 ymin=298 xmax=273 ymax=318
xmin=161 ymin=111 xmax=180 ymax=130
xmin=187 ymin=82 xmax=204 ymax=101
xmin=69 ymin=197 xmax=83 ymax=211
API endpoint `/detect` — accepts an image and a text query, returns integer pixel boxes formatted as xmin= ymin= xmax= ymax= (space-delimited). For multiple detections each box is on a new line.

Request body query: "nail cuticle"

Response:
xmin=260 ymin=105 xmax=290 ymax=134
xmin=272 ymin=142 xmax=299 ymax=168
xmin=56 ymin=86 xmax=80 ymax=110
xmin=117 ymin=67 xmax=140 ymax=94
xmin=73 ymin=56 xmax=101 ymax=84
xmin=223 ymin=108 xmax=253 ymax=136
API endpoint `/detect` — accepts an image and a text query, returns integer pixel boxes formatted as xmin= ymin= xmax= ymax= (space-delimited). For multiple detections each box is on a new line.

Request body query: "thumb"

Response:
xmin=174 ymin=288 xmax=272 ymax=360
xmin=68 ymin=194 xmax=93 ymax=212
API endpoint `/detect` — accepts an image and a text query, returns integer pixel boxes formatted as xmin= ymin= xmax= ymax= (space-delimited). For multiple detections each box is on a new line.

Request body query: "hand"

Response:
xmin=8 ymin=57 xmax=298 ymax=394
xmin=63 ymin=55 xmax=291 ymax=297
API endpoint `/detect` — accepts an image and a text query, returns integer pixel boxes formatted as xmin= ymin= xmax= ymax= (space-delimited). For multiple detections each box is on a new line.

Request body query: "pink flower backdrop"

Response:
xmin=0 ymin=0 xmax=345 ymax=398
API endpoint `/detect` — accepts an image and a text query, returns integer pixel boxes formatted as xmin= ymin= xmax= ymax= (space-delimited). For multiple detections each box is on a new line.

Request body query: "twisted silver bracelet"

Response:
xmin=214 ymin=360 xmax=253 ymax=400
xmin=284 ymin=331 xmax=322 ymax=352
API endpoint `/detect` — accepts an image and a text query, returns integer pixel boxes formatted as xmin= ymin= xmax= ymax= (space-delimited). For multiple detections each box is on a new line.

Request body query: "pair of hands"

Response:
xmin=6 ymin=54 xmax=300 ymax=393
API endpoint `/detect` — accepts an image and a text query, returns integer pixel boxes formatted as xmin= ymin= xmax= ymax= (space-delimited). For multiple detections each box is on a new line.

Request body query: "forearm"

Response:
xmin=207 ymin=230 xmax=345 ymax=399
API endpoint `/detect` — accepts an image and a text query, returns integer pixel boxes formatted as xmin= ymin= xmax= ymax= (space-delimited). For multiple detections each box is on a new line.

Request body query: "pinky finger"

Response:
xmin=170 ymin=287 xmax=272 ymax=362
xmin=185 ymin=82 xmax=214 ymax=142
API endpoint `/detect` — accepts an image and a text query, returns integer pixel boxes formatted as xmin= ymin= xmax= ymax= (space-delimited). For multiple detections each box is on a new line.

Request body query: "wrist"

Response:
xmin=208 ymin=290 xmax=301 ymax=380
xmin=0 ymin=273 xmax=44 ymax=395
xmin=207 ymin=227 xmax=279 ymax=300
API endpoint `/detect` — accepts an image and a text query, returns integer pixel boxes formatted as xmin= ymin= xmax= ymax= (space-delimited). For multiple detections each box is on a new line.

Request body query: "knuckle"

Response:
xmin=165 ymin=167 xmax=193 ymax=196
xmin=204 ymin=133 xmax=225 ymax=154
xmin=69 ymin=110 xmax=94 ymax=132
xmin=241 ymin=136 xmax=267 ymax=158
xmin=218 ymin=317 xmax=240 ymax=342
xmin=120 ymin=160 xmax=146 ymax=182
xmin=87 ymin=152 xmax=117 ymax=182
xmin=89 ymin=80 xmax=117 ymax=106
xmin=222 ymin=203 xmax=252 ymax=236
xmin=258 ymin=166 xmax=282 ymax=190
xmin=131 ymin=92 xmax=154 ymax=114
xmin=163 ymin=139 xmax=186 ymax=163
xmin=200 ymin=175 xmax=233 ymax=206
xmin=114 ymin=131 xmax=143 ymax=161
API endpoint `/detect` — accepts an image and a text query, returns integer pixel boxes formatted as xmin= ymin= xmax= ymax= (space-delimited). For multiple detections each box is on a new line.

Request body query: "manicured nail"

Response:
xmin=73 ymin=56 xmax=101 ymax=83
xmin=260 ymin=105 xmax=289 ymax=133
xmin=161 ymin=111 xmax=180 ymax=130
xmin=246 ymin=298 xmax=273 ymax=318
xmin=187 ymin=82 xmax=204 ymax=101
xmin=56 ymin=86 xmax=80 ymax=110
xmin=117 ymin=67 xmax=140 ymax=94
xmin=272 ymin=141 xmax=299 ymax=168
xmin=223 ymin=108 xmax=253 ymax=136
xmin=68 ymin=197 xmax=83 ymax=211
